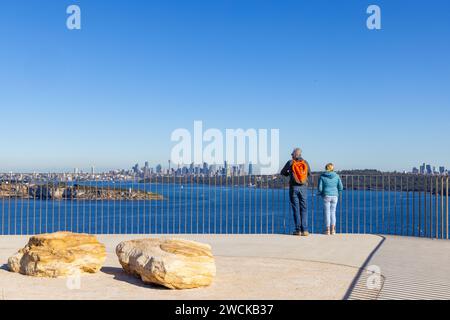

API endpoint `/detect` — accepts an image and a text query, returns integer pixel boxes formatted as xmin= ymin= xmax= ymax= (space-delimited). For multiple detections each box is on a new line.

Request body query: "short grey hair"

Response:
xmin=291 ymin=148 xmax=302 ymax=157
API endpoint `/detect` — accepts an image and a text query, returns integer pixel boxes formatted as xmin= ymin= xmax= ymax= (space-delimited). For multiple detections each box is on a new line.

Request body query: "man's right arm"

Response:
xmin=280 ymin=161 xmax=290 ymax=177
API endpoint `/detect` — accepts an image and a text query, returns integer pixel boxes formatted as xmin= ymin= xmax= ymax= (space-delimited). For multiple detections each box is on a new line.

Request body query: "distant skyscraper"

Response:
xmin=202 ymin=162 xmax=209 ymax=175
xmin=420 ymin=163 xmax=426 ymax=174
xmin=412 ymin=167 xmax=419 ymax=174
xmin=238 ymin=164 xmax=245 ymax=176
xmin=248 ymin=162 xmax=253 ymax=176
xmin=155 ymin=164 xmax=162 ymax=174
xmin=426 ymin=164 xmax=432 ymax=175
xmin=223 ymin=161 xmax=230 ymax=176
xmin=91 ymin=166 xmax=95 ymax=175
xmin=439 ymin=166 xmax=445 ymax=174
xmin=143 ymin=161 xmax=150 ymax=176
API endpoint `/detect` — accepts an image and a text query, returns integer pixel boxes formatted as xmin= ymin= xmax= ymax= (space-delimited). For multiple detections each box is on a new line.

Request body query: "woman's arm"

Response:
xmin=337 ymin=176 xmax=344 ymax=193
xmin=318 ymin=176 xmax=323 ymax=196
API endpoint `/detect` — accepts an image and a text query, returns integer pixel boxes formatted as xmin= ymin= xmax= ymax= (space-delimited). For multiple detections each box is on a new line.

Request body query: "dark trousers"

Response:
xmin=289 ymin=185 xmax=308 ymax=232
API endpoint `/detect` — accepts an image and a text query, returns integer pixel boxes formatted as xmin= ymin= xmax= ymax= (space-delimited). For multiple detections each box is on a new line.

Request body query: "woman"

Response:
xmin=318 ymin=163 xmax=343 ymax=235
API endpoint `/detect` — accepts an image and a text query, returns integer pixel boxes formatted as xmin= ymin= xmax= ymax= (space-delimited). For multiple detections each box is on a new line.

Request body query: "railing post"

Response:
xmin=284 ymin=177 xmax=287 ymax=234
xmin=441 ymin=176 xmax=444 ymax=239
xmin=230 ymin=174 xmax=233 ymax=234
xmin=238 ymin=174 xmax=241 ymax=234
xmin=446 ymin=176 xmax=449 ymax=240
xmin=382 ymin=175 xmax=385 ymax=234
xmin=429 ymin=176 xmax=433 ymax=238
xmin=311 ymin=174 xmax=315 ymax=234
xmin=370 ymin=175 xmax=373 ymax=234
xmin=424 ymin=176 xmax=428 ymax=237
xmin=339 ymin=176 xmax=343 ymax=234
xmin=270 ymin=177 xmax=274 ymax=234
xmin=345 ymin=175 xmax=349 ymax=234
xmin=259 ymin=175 xmax=263 ymax=234
xmin=374 ymin=175 xmax=378 ymax=234
xmin=356 ymin=175 xmax=360 ymax=234
xmin=413 ymin=175 xmax=416 ymax=236
xmin=266 ymin=176 xmax=269 ymax=234
xmin=15 ymin=175 xmax=18 ymax=235
xmin=394 ymin=175 xmax=397 ymax=235
xmin=436 ymin=176 xmax=439 ymax=239
xmin=351 ymin=175 xmax=354 ymax=233
xmin=213 ymin=174 xmax=216 ymax=234
xmin=401 ymin=175 xmax=404 ymax=236
xmin=405 ymin=175 xmax=409 ymax=236
xmin=388 ymin=174 xmax=392 ymax=235
xmin=363 ymin=175 xmax=366 ymax=234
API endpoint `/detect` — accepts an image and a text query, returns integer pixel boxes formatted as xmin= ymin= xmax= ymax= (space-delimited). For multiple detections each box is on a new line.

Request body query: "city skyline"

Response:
xmin=1 ymin=1 xmax=450 ymax=172
xmin=2 ymin=159 xmax=449 ymax=176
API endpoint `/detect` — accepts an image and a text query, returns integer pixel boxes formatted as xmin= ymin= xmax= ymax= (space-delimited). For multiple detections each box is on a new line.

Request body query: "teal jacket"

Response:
xmin=318 ymin=171 xmax=343 ymax=197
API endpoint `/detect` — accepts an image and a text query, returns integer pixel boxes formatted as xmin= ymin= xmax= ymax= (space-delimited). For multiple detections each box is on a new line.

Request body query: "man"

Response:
xmin=280 ymin=148 xmax=311 ymax=236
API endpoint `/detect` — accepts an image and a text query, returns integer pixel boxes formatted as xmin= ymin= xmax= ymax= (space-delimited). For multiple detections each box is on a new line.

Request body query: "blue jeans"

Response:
xmin=323 ymin=196 xmax=338 ymax=227
xmin=289 ymin=186 xmax=308 ymax=232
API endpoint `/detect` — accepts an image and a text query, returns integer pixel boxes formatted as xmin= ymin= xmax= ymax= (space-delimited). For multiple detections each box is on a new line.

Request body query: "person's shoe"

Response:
xmin=301 ymin=231 xmax=310 ymax=236
xmin=324 ymin=227 xmax=330 ymax=235
xmin=331 ymin=225 xmax=336 ymax=235
xmin=292 ymin=230 xmax=301 ymax=236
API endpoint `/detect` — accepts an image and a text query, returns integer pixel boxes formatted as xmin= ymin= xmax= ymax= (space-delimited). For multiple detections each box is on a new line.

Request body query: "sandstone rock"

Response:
xmin=8 ymin=231 xmax=106 ymax=277
xmin=116 ymin=238 xmax=216 ymax=289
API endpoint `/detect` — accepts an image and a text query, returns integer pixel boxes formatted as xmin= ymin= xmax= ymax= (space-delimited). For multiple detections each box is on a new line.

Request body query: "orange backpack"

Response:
xmin=292 ymin=160 xmax=308 ymax=184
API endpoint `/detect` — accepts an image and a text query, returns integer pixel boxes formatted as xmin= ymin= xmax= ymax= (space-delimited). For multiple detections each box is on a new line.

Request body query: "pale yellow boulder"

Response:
xmin=116 ymin=238 xmax=216 ymax=289
xmin=8 ymin=231 xmax=106 ymax=277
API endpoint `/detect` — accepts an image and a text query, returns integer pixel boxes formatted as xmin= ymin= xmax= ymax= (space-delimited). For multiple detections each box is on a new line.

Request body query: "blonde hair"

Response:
xmin=325 ymin=163 xmax=334 ymax=172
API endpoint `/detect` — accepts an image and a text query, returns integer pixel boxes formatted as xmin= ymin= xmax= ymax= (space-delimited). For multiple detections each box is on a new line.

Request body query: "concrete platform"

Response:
xmin=0 ymin=234 xmax=383 ymax=300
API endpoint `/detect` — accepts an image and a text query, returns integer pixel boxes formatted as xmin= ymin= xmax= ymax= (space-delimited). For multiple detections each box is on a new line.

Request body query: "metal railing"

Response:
xmin=0 ymin=173 xmax=448 ymax=239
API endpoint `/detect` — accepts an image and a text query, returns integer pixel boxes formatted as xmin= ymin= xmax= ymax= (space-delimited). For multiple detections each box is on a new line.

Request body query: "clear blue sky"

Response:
xmin=1 ymin=0 xmax=449 ymax=172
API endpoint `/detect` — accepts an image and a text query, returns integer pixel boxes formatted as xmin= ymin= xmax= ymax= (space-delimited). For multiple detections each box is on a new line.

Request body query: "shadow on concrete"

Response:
xmin=100 ymin=266 xmax=167 ymax=290
xmin=343 ymin=235 xmax=386 ymax=300
xmin=0 ymin=264 xmax=9 ymax=272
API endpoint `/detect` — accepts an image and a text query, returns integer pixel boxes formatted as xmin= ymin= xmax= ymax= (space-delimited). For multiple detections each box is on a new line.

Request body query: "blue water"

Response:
xmin=0 ymin=182 xmax=446 ymax=237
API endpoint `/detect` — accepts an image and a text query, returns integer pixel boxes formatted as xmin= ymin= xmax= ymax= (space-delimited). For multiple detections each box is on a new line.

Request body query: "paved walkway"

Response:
xmin=0 ymin=234 xmax=382 ymax=300
xmin=1 ymin=234 xmax=449 ymax=300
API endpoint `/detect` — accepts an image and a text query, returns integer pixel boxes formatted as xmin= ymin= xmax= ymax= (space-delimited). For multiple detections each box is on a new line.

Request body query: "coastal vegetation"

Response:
xmin=140 ymin=171 xmax=448 ymax=194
